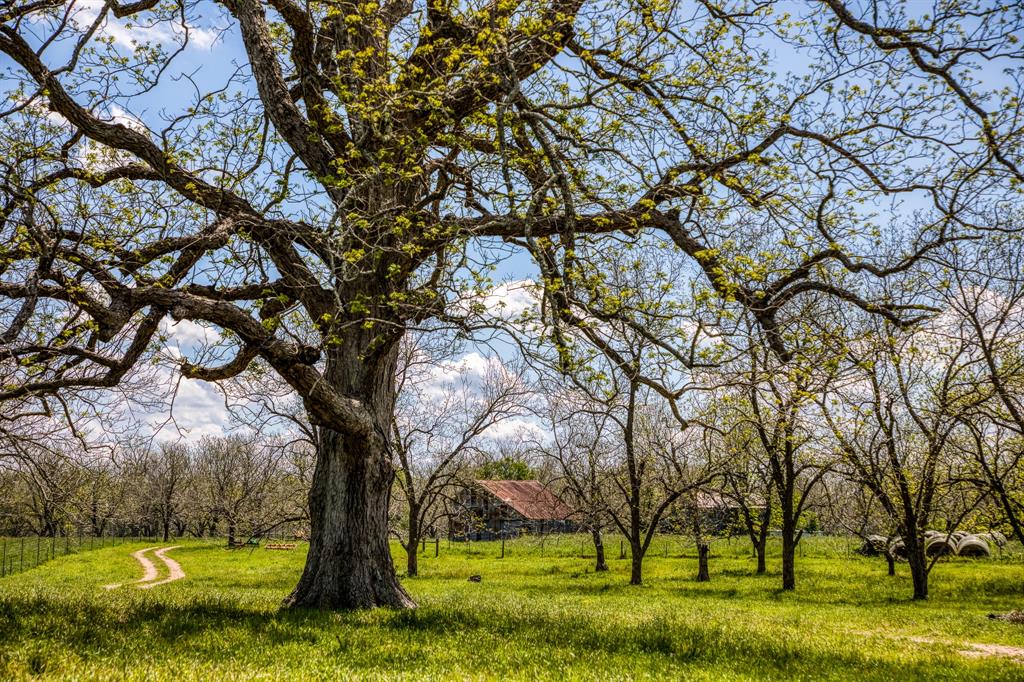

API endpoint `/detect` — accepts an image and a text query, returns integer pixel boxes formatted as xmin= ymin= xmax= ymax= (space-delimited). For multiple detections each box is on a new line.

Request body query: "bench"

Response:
xmin=227 ymin=538 xmax=261 ymax=549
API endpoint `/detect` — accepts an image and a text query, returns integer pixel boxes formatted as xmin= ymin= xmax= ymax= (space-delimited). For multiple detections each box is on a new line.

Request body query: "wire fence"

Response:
xmin=415 ymin=531 xmax=1024 ymax=563
xmin=3 ymin=531 xmax=1020 ymax=579
xmin=0 ymin=531 xmax=163 ymax=578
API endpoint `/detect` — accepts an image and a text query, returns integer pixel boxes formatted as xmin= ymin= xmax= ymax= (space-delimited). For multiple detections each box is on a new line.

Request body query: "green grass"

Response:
xmin=0 ymin=535 xmax=140 ymax=577
xmin=1 ymin=535 xmax=1022 ymax=680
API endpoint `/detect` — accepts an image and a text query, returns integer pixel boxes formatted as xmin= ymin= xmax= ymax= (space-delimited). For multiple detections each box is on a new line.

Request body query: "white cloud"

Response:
xmin=162 ymin=318 xmax=222 ymax=349
xmin=150 ymin=376 xmax=231 ymax=441
xmin=481 ymin=416 xmax=546 ymax=442
xmin=479 ymin=280 xmax=539 ymax=320
xmin=69 ymin=2 xmax=220 ymax=52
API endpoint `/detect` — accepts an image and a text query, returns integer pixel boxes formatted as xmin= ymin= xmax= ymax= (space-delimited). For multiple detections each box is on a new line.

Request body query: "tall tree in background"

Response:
xmin=733 ymin=311 xmax=839 ymax=591
xmin=539 ymin=388 xmax=614 ymax=573
xmin=0 ymin=1 xmax=1021 ymax=608
xmin=392 ymin=337 xmax=530 ymax=577
xmin=945 ymin=239 xmax=1024 ymax=546
xmin=822 ymin=318 xmax=981 ymax=600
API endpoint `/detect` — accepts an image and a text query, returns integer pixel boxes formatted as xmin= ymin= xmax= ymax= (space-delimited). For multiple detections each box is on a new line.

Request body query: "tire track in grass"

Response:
xmin=139 ymin=546 xmax=184 ymax=589
xmin=103 ymin=547 xmax=159 ymax=590
xmin=103 ymin=546 xmax=185 ymax=590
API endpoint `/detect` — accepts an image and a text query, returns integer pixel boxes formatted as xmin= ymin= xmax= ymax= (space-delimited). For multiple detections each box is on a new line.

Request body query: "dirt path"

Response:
xmin=103 ymin=547 xmax=159 ymax=590
xmin=139 ymin=546 xmax=184 ymax=589
xmin=854 ymin=630 xmax=1024 ymax=664
xmin=103 ymin=546 xmax=184 ymax=590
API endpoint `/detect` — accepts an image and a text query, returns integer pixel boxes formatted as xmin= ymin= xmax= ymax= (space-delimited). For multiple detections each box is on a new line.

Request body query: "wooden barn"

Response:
xmin=451 ymin=480 xmax=576 ymax=540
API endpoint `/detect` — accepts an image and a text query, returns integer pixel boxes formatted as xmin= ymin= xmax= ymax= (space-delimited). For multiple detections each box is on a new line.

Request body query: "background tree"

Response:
xmin=538 ymin=386 xmax=617 ymax=572
xmin=822 ymin=319 xmax=982 ymax=600
xmin=392 ymin=337 xmax=529 ymax=576
xmin=730 ymin=311 xmax=839 ymax=591
xmin=193 ymin=434 xmax=285 ymax=546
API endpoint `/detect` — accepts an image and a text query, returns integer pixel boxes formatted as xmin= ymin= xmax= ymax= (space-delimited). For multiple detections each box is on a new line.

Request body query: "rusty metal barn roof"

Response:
xmin=475 ymin=480 xmax=575 ymax=521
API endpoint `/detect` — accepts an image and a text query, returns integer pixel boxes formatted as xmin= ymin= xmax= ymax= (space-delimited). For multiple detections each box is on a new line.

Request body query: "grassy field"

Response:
xmin=0 ymin=535 xmax=1022 ymax=680
xmin=0 ymin=534 xmax=133 ymax=577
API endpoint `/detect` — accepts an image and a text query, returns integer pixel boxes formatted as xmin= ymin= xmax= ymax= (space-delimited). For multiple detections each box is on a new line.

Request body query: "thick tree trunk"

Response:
xmin=592 ymin=528 xmax=608 ymax=572
xmin=284 ymin=339 xmax=413 ymax=609
xmin=696 ymin=542 xmax=710 ymax=582
xmin=284 ymin=427 xmax=414 ymax=608
xmin=906 ymin=539 xmax=929 ymax=600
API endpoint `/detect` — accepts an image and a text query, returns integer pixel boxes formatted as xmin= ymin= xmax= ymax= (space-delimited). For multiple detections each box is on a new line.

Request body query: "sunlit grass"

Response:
xmin=0 ymin=535 xmax=1022 ymax=680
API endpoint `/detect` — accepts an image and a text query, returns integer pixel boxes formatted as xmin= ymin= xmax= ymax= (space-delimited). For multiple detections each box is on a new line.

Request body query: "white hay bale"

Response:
xmin=957 ymin=535 xmax=991 ymax=558
xmin=925 ymin=535 xmax=956 ymax=557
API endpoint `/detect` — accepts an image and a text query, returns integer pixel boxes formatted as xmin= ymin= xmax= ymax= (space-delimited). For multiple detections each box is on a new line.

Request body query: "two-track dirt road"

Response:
xmin=103 ymin=546 xmax=184 ymax=590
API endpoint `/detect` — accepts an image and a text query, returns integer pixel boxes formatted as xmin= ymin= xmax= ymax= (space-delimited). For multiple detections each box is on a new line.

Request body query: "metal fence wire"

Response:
xmin=0 ymin=530 xmax=161 ymax=578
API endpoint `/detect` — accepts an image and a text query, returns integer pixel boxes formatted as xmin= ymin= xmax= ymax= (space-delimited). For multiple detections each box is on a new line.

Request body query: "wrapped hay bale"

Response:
xmin=956 ymin=535 xmax=991 ymax=557
xmin=857 ymin=535 xmax=890 ymax=557
xmin=925 ymin=535 xmax=957 ymax=557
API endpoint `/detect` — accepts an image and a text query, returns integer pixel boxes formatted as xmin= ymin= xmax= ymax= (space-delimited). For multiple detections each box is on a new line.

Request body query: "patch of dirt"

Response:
xmin=853 ymin=630 xmax=1024 ymax=664
xmin=960 ymin=643 xmax=1024 ymax=662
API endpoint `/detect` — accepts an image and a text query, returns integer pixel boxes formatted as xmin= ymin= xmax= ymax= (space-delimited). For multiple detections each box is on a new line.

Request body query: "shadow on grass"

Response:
xmin=0 ymin=590 xmax=1013 ymax=680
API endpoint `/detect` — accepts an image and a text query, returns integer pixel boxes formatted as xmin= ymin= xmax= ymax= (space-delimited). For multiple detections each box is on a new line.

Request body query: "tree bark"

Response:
xmin=629 ymin=540 xmax=644 ymax=585
xmin=284 ymin=341 xmax=414 ymax=609
xmin=906 ymin=537 xmax=929 ymax=600
xmin=696 ymin=542 xmax=710 ymax=582
xmin=592 ymin=527 xmax=608 ymax=572
xmin=780 ymin=515 xmax=796 ymax=590
xmin=755 ymin=533 xmax=767 ymax=575
xmin=406 ymin=510 xmax=420 ymax=577
xmin=885 ymin=551 xmax=896 ymax=577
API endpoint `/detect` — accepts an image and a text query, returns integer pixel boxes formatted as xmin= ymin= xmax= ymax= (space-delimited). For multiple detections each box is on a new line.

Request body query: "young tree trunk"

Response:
xmin=885 ymin=551 xmax=896 ymax=577
xmin=629 ymin=540 xmax=644 ymax=585
xmin=780 ymin=517 xmax=796 ymax=590
xmin=755 ymin=523 xmax=768 ymax=575
xmin=406 ymin=511 xmax=420 ymax=577
xmin=227 ymin=519 xmax=236 ymax=547
xmin=284 ymin=341 xmax=414 ymax=609
xmin=696 ymin=542 xmax=710 ymax=582
xmin=592 ymin=528 xmax=608 ymax=572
